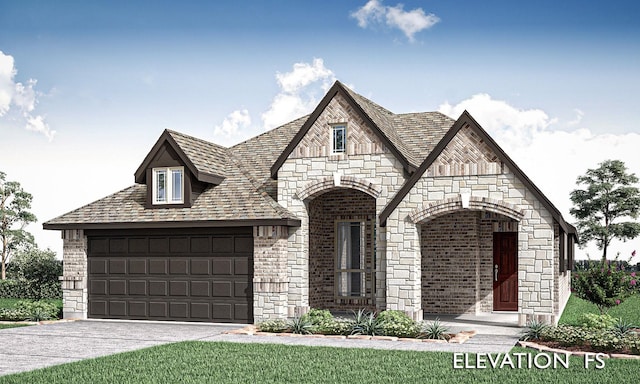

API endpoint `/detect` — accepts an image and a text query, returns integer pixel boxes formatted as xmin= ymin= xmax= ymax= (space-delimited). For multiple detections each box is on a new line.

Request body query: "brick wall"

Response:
xmin=421 ymin=211 xmax=480 ymax=314
xmin=308 ymin=188 xmax=376 ymax=311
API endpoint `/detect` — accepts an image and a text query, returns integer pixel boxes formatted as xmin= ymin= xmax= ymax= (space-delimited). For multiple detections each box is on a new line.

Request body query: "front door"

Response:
xmin=493 ymin=232 xmax=518 ymax=311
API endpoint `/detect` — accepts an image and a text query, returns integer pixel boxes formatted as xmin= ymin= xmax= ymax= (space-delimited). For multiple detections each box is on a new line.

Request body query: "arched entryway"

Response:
xmin=307 ymin=188 xmax=376 ymax=311
xmin=415 ymin=200 xmax=522 ymax=316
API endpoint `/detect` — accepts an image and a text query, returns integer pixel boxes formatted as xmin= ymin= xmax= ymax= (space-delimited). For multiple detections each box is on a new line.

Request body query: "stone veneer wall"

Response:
xmin=60 ymin=229 xmax=88 ymax=319
xmin=308 ymin=188 xmax=376 ymax=311
xmin=388 ymin=165 xmax=558 ymax=325
xmin=253 ymin=225 xmax=289 ymax=322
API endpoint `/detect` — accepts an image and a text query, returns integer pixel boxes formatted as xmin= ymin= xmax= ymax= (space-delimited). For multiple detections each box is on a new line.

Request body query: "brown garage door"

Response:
xmin=86 ymin=228 xmax=253 ymax=323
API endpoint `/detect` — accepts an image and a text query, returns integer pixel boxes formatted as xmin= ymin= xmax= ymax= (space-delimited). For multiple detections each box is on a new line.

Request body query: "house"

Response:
xmin=44 ymin=81 xmax=577 ymax=326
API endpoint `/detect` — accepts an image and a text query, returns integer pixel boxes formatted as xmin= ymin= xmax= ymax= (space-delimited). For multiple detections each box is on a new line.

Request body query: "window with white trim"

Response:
xmin=152 ymin=167 xmax=184 ymax=204
xmin=332 ymin=124 xmax=346 ymax=154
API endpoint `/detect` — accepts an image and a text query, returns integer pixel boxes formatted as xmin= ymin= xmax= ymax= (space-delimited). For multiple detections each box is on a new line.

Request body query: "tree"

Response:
xmin=570 ymin=160 xmax=640 ymax=261
xmin=0 ymin=171 xmax=37 ymax=280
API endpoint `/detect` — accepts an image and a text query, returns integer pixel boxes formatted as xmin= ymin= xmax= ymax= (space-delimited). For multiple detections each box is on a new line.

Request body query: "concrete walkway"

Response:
xmin=0 ymin=318 xmax=522 ymax=376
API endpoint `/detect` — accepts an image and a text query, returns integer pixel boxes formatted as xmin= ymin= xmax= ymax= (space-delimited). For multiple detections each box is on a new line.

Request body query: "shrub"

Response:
xmin=7 ymin=248 xmax=62 ymax=283
xmin=420 ymin=319 xmax=450 ymax=340
xmin=578 ymin=313 xmax=618 ymax=329
xmin=257 ymin=319 xmax=289 ymax=333
xmin=350 ymin=309 xmax=384 ymax=336
xmin=0 ymin=279 xmax=61 ymax=300
xmin=16 ymin=300 xmax=59 ymax=321
xmin=520 ymin=320 xmax=548 ymax=341
xmin=301 ymin=308 xmax=333 ymax=325
xmin=572 ymin=261 xmax=633 ymax=313
xmin=314 ymin=318 xmax=352 ymax=335
xmin=0 ymin=307 xmax=29 ymax=321
xmin=288 ymin=316 xmax=314 ymax=335
xmin=611 ymin=317 xmax=635 ymax=336
xmin=377 ymin=310 xmax=420 ymax=338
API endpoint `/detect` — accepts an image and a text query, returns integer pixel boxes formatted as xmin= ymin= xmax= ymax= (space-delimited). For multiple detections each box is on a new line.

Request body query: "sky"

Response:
xmin=1 ymin=0 xmax=639 ymax=263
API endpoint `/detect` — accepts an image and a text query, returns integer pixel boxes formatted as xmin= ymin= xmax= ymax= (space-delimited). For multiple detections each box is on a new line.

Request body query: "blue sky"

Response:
xmin=1 ymin=0 xmax=639 ymax=261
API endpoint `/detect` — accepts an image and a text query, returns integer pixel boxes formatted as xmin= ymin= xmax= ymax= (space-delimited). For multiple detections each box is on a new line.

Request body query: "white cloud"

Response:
xmin=0 ymin=51 xmax=54 ymax=140
xmin=439 ymin=94 xmax=640 ymax=261
xmin=214 ymin=109 xmax=251 ymax=138
xmin=262 ymin=58 xmax=336 ymax=130
xmin=351 ymin=0 xmax=440 ymax=42
xmin=567 ymin=108 xmax=584 ymax=126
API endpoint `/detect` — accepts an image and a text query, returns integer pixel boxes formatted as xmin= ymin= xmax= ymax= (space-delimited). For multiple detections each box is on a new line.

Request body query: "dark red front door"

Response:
xmin=493 ymin=232 xmax=518 ymax=311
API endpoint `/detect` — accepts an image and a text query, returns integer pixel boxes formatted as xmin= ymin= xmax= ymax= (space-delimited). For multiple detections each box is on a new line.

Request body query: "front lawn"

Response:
xmin=559 ymin=294 xmax=640 ymax=326
xmin=0 ymin=323 xmax=30 ymax=330
xmin=0 ymin=342 xmax=637 ymax=383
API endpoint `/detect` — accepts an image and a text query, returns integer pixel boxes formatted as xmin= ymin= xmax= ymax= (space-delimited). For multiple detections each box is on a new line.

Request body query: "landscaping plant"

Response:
xmin=572 ymin=260 xmax=634 ymax=313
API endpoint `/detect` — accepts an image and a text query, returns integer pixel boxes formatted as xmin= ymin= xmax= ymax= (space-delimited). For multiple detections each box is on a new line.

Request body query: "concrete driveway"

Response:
xmin=1 ymin=318 xmax=522 ymax=377
xmin=0 ymin=320 xmax=240 ymax=376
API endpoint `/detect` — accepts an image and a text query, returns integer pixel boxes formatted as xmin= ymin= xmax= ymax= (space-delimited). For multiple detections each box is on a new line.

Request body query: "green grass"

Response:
xmin=0 ymin=298 xmax=62 ymax=309
xmin=0 ymin=342 xmax=637 ymax=384
xmin=0 ymin=323 xmax=31 ymax=330
xmin=559 ymin=293 xmax=640 ymax=326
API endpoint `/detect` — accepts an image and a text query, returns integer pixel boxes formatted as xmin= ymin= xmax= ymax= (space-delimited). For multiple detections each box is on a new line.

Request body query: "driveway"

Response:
xmin=1 ymin=318 xmax=522 ymax=376
xmin=0 ymin=320 xmax=240 ymax=376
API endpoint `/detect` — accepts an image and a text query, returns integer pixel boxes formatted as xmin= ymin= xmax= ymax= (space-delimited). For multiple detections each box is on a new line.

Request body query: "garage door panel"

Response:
xmin=90 ymin=300 xmax=108 ymax=316
xmin=191 ymin=303 xmax=210 ymax=318
xmin=90 ymin=259 xmax=108 ymax=275
xmin=149 ymin=281 xmax=168 ymax=296
xmin=212 ymin=259 xmax=232 ymax=275
xmin=129 ymin=259 xmax=147 ymax=274
xmin=109 ymin=280 xmax=126 ymax=295
xmin=170 ymin=302 xmax=188 ymax=318
xmin=212 ymin=303 xmax=232 ymax=320
xmin=109 ymin=259 xmax=126 ymax=274
xmin=170 ymin=237 xmax=189 ymax=253
xmin=88 ymin=230 xmax=253 ymax=323
xmin=191 ymin=237 xmax=210 ymax=253
xmin=109 ymin=301 xmax=127 ymax=316
xmin=149 ymin=259 xmax=168 ymax=274
xmin=149 ymin=302 xmax=168 ymax=317
xmin=170 ymin=260 xmax=188 ymax=274
xmin=129 ymin=280 xmax=147 ymax=295
xmin=129 ymin=301 xmax=147 ymax=317
xmin=234 ymin=281 xmax=250 ymax=297
xmin=234 ymin=258 xmax=249 ymax=275
xmin=212 ymin=281 xmax=232 ymax=297
xmin=128 ymin=238 xmax=148 ymax=254
xmin=149 ymin=238 xmax=169 ymax=253
xmin=90 ymin=280 xmax=107 ymax=295
xmin=109 ymin=238 xmax=127 ymax=254
xmin=89 ymin=238 xmax=108 ymax=254
xmin=212 ymin=237 xmax=233 ymax=253
xmin=170 ymin=281 xmax=188 ymax=296
xmin=191 ymin=281 xmax=210 ymax=296
xmin=191 ymin=259 xmax=210 ymax=275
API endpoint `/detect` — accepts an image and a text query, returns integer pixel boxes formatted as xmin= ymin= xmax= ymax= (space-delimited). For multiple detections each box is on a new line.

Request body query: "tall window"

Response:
xmin=336 ymin=221 xmax=366 ymax=297
xmin=152 ymin=167 xmax=184 ymax=204
xmin=332 ymin=124 xmax=346 ymax=154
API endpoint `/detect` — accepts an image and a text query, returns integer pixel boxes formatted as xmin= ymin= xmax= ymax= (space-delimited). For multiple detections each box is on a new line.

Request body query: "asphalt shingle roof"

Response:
xmin=44 ymin=82 xmax=458 ymax=229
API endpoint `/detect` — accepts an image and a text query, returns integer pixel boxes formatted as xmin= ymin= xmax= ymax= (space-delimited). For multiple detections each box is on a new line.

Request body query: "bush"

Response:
xmin=7 ymin=248 xmax=61 ymax=283
xmin=377 ymin=310 xmax=420 ymax=338
xmin=0 ymin=300 xmax=60 ymax=321
xmin=257 ymin=319 xmax=289 ymax=333
xmin=578 ymin=313 xmax=618 ymax=329
xmin=0 ymin=279 xmax=61 ymax=300
xmin=301 ymin=308 xmax=333 ymax=325
xmin=572 ymin=261 xmax=633 ymax=313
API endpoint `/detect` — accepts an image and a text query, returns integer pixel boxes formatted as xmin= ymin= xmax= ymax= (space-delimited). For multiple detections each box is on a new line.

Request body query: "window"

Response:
xmin=152 ymin=167 xmax=184 ymax=204
xmin=332 ymin=124 xmax=346 ymax=153
xmin=336 ymin=221 xmax=366 ymax=297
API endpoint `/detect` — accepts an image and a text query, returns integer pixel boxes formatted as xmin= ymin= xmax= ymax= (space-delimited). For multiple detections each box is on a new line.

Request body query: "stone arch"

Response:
xmin=297 ymin=175 xmax=381 ymax=201
xmin=409 ymin=195 xmax=525 ymax=224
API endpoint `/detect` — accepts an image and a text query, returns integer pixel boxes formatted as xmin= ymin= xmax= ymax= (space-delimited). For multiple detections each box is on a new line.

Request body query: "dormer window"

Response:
xmin=152 ymin=167 xmax=184 ymax=204
xmin=332 ymin=124 xmax=346 ymax=154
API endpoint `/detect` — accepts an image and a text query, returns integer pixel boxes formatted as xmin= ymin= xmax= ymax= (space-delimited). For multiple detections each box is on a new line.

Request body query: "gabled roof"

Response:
xmin=271 ymin=81 xmax=422 ymax=179
xmin=44 ymin=158 xmax=300 ymax=230
xmin=134 ymin=129 xmax=228 ymax=185
xmin=379 ymin=110 xmax=577 ymax=237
